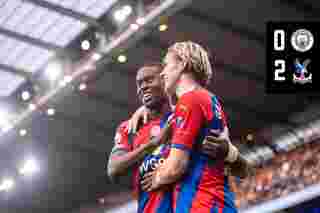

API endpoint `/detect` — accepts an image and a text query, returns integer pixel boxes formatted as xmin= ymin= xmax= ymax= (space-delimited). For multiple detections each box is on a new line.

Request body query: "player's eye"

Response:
xmin=147 ymin=77 xmax=154 ymax=83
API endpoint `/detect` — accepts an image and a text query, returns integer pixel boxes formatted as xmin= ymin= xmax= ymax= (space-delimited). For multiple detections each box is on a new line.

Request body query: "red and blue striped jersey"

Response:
xmin=112 ymin=114 xmax=173 ymax=213
xmin=170 ymin=89 xmax=238 ymax=213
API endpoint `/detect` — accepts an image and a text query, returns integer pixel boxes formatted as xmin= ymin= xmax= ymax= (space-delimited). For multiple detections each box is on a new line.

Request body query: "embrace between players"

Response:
xmin=108 ymin=41 xmax=253 ymax=213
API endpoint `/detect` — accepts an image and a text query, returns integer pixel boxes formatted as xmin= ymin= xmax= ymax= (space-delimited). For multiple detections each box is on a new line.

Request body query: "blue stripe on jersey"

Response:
xmin=210 ymin=199 xmax=237 ymax=213
xmin=209 ymin=96 xmax=224 ymax=132
xmin=210 ymin=201 xmax=219 ymax=213
xmin=138 ymin=191 xmax=149 ymax=213
xmin=211 ymin=96 xmax=238 ymax=212
xmin=175 ymin=153 xmax=206 ymax=212
xmin=219 ymin=205 xmax=238 ymax=213
xmin=223 ymin=176 xmax=238 ymax=212
xmin=209 ymin=178 xmax=238 ymax=213
xmin=160 ymin=111 xmax=172 ymax=128
xmin=156 ymin=191 xmax=173 ymax=213
xmin=171 ymin=143 xmax=191 ymax=153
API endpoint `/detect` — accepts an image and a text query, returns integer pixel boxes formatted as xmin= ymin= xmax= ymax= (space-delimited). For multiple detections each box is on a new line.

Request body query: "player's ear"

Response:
xmin=178 ymin=60 xmax=188 ymax=74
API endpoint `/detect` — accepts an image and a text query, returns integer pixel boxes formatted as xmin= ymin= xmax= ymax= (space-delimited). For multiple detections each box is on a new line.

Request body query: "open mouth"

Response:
xmin=143 ymin=93 xmax=153 ymax=103
xmin=143 ymin=93 xmax=151 ymax=99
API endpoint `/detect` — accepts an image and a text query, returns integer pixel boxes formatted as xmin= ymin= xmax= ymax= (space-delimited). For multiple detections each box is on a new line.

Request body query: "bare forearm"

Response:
xmin=153 ymin=149 xmax=188 ymax=187
xmin=108 ymin=123 xmax=171 ymax=180
xmin=108 ymin=143 xmax=153 ymax=179
xmin=228 ymin=154 xmax=254 ymax=179
xmin=155 ymin=165 xmax=181 ymax=186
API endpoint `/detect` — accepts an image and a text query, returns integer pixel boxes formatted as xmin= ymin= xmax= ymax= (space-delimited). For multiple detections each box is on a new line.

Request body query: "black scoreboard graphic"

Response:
xmin=266 ymin=22 xmax=319 ymax=93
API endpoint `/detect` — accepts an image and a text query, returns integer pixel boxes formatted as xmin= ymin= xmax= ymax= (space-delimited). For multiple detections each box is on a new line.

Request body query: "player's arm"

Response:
xmin=202 ymin=128 xmax=254 ymax=179
xmin=107 ymin=122 xmax=172 ymax=181
xmin=155 ymin=148 xmax=189 ymax=186
xmin=141 ymin=148 xmax=189 ymax=191
xmin=108 ymin=143 xmax=151 ymax=181
xmin=226 ymin=154 xmax=255 ymax=179
xmin=107 ymin=123 xmax=149 ymax=181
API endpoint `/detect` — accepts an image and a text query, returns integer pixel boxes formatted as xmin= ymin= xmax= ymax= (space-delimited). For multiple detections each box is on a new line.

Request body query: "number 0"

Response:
xmin=274 ymin=59 xmax=285 ymax=81
xmin=274 ymin=30 xmax=285 ymax=51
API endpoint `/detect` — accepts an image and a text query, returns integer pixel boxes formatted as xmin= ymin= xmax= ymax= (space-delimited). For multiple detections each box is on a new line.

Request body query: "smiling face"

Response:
xmin=160 ymin=51 xmax=185 ymax=95
xmin=162 ymin=41 xmax=214 ymax=90
xmin=136 ymin=64 xmax=166 ymax=109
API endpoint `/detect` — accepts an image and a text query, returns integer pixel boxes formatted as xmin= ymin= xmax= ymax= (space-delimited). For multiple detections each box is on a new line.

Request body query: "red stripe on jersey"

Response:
xmin=188 ymin=162 xmax=226 ymax=213
xmin=143 ymin=191 xmax=163 ymax=213
xmin=171 ymin=89 xmax=214 ymax=151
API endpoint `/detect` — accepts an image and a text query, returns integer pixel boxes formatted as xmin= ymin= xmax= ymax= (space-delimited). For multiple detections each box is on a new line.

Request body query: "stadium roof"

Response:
xmin=0 ymin=0 xmax=118 ymax=96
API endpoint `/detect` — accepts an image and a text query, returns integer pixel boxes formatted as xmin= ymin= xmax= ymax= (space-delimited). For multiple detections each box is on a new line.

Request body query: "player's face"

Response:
xmin=136 ymin=66 xmax=165 ymax=109
xmin=160 ymin=51 xmax=184 ymax=95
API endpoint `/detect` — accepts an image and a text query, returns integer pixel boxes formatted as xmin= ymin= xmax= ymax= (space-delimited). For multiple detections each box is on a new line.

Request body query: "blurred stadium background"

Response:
xmin=0 ymin=0 xmax=319 ymax=212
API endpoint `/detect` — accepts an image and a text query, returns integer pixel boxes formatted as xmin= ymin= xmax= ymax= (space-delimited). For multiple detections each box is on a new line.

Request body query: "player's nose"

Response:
xmin=160 ymin=70 xmax=166 ymax=79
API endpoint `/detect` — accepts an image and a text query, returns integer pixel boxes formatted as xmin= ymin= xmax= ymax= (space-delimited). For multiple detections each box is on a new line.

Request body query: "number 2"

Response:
xmin=274 ymin=59 xmax=286 ymax=81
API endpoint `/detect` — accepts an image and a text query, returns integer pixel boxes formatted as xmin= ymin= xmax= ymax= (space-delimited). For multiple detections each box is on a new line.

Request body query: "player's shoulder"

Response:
xmin=180 ymin=89 xmax=215 ymax=105
xmin=116 ymin=120 xmax=130 ymax=133
xmin=119 ymin=120 xmax=129 ymax=127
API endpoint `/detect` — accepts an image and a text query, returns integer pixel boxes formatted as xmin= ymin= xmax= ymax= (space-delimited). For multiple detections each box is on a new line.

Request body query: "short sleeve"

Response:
xmin=171 ymin=93 xmax=205 ymax=152
xmin=110 ymin=121 xmax=132 ymax=155
xmin=211 ymin=95 xmax=228 ymax=129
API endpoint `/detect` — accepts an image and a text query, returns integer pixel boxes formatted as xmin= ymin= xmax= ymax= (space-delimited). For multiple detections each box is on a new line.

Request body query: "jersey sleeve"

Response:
xmin=110 ymin=121 xmax=132 ymax=155
xmin=211 ymin=95 xmax=228 ymax=131
xmin=170 ymin=93 xmax=205 ymax=152
xmin=211 ymin=95 xmax=228 ymax=129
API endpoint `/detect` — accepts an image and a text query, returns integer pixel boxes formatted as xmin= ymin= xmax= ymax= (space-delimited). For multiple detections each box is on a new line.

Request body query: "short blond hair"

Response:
xmin=168 ymin=41 xmax=213 ymax=86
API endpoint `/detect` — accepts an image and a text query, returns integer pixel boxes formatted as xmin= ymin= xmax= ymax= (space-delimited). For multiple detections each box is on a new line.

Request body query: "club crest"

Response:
xmin=291 ymin=29 xmax=314 ymax=52
xmin=293 ymin=58 xmax=312 ymax=84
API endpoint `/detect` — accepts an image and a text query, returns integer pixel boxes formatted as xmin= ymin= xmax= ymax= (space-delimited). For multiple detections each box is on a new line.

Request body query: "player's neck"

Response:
xmin=176 ymin=76 xmax=201 ymax=98
xmin=148 ymin=102 xmax=170 ymax=120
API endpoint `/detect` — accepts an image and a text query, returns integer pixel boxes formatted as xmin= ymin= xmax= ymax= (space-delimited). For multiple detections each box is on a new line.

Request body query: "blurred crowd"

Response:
xmin=230 ymin=141 xmax=320 ymax=209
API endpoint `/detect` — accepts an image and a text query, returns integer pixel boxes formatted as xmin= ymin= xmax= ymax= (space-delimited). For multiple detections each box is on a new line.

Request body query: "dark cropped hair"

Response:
xmin=139 ymin=62 xmax=164 ymax=73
